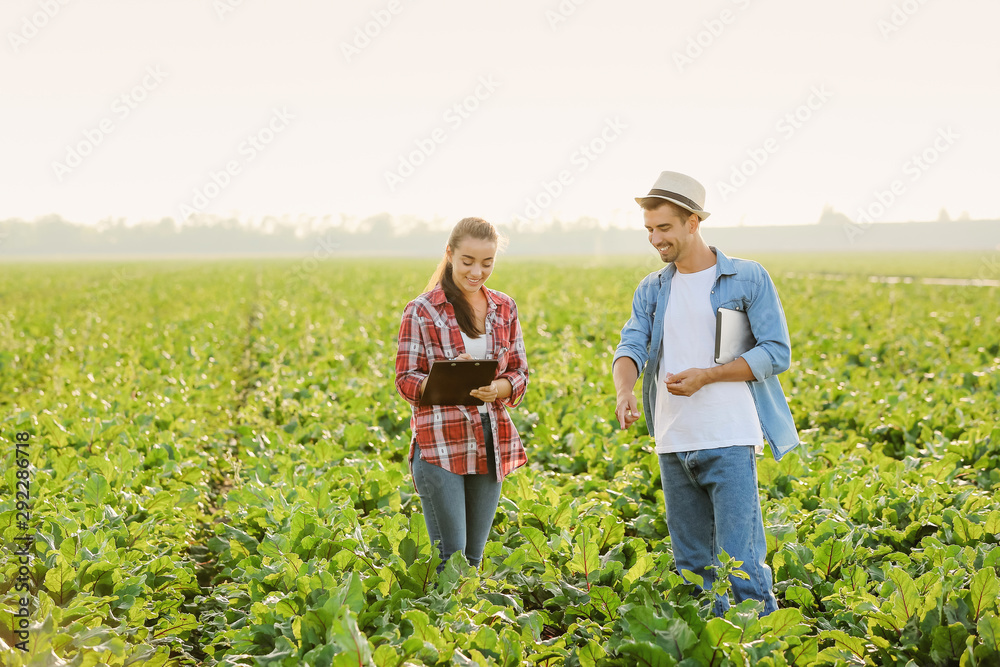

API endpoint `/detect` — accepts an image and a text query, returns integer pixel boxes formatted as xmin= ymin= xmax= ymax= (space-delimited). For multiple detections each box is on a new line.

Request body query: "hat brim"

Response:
xmin=635 ymin=195 xmax=710 ymax=220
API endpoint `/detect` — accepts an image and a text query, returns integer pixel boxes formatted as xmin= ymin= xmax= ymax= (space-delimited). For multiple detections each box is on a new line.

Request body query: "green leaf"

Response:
xmin=617 ymin=641 xmax=676 ymax=667
xmin=334 ymin=571 xmax=365 ymax=614
xmin=703 ymin=617 xmax=742 ymax=645
xmin=372 ymin=644 xmax=401 ymax=667
xmin=260 ymin=635 xmax=298 ymax=662
xmin=145 ymin=490 xmax=179 ymax=514
xmin=577 ymin=639 xmax=607 ymax=667
xmin=44 ymin=558 xmax=78 ymax=605
xmin=787 ymin=636 xmax=819 ymax=666
xmin=82 ymin=474 xmax=110 ymax=506
xmin=620 ymin=606 xmax=665 ymax=646
xmin=888 ymin=568 xmax=921 ymax=621
xmin=550 ymin=497 xmax=573 ymax=529
xmin=153 ymin=612 xmax=199 ymax=639
xmin=588 ymin=585 xmax=622 ymax=622
xmin=398 ymin=512 xmax=429 ymax=566
xmin=689 ymin=617 xmax=742 ymax=666
xmin=819 ymin=630 xmax=870 ymax=664
xmin=761 ymin=607 xmax=810 ymax=637
xmin=951 ymin=511 xmax=985 ymax=544
xmin=625 ymin=553 xmax=654 ymax=590
xmin=658 ymin=617 xmax=698 ymax=658
xmin=403 ymin=608 xmax=443 ymax=646
xmin=403 ymin=556 xmax=441 ymax=595
xmin=930 ymin=623 xmax=968 ymax=665
xmin=39 ymin=412 xmax=70 ymax=448
xmin=569 ymin=526 xmax=600 ymax=587
xmin=813 ymin=537 xmax=848 ymax=579
xmin=784 ymin=585 xmax=815 ymax=610
xmin=329 ymin=608 xmax=373 ymax=666
xmin=520 ymin=524 xmax=549 ymax=565
xmin=597 ymin=514 xmax=626 ymax=553
xmin=680 ymin=569 xmax=704 ymax=589
xmin=976 ymin=613 xmax=1000 ymax=660
xmin=59 ymin=536 xmax=78 ymax=562
xmin=725 ymin=601 xmax=762 ymax=642
xmin=984 ymin=510 xmax=1000 ymax=535
xmin=969 ymin=567 xmax=1000 ymax=620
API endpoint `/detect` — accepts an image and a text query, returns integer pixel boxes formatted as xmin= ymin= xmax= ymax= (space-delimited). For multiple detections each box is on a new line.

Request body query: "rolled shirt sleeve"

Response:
xmin=499 ymin=303 xmax=529 ymax=408
xmin=613 ymin=276 xmax=655 ymax=373
xmin=740 ymin=266 xmax=791 ymax=382
xmin=394 ymin=301 xmax=429 ymax=406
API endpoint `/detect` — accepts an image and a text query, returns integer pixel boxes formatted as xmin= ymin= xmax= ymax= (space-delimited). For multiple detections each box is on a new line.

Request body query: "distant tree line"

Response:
xmin=1 ymin=213 xmax=997 ymax=258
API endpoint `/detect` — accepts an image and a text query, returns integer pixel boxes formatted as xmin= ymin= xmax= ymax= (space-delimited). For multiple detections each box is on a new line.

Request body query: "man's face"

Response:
xmin=644 ymin=205 xmax=695 ymax=264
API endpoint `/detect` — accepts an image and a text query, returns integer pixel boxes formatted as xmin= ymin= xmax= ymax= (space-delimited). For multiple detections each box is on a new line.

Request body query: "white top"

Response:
xmin=654 ymin=265 xmax=763 ymax=454
xmin=461 ymin=331 xmax=489 ymax=414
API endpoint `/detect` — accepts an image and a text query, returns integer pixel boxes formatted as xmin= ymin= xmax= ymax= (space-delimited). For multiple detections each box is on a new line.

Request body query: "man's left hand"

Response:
xmin=665 ymin=368 xmax=709 ymax=396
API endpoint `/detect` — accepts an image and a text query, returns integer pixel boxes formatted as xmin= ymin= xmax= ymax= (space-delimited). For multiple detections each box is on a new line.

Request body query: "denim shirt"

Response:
xmin=613 ymin=247 xmax=800 ymax=460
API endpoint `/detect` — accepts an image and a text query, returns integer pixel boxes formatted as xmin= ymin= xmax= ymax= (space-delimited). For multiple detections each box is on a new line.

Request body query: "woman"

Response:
xmin=394 ymin=217 xmax=529 ymax=571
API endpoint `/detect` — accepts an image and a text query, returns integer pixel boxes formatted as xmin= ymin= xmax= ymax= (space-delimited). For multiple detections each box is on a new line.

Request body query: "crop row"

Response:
xmin=1 ymin=257 xmax=998 ymax=665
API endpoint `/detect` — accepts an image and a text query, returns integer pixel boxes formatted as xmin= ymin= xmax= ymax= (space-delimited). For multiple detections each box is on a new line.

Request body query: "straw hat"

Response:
xmin=635 ymin=171 xmax=711 ymax=220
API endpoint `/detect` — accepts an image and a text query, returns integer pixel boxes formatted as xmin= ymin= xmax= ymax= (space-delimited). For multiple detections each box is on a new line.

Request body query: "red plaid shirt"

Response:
xmin=395 ymin=285 xmax=529 ymax=481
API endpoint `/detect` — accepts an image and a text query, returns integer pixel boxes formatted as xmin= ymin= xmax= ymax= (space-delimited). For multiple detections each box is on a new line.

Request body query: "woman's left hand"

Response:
xmin=470 ymin=381 xmax=499 ymax=404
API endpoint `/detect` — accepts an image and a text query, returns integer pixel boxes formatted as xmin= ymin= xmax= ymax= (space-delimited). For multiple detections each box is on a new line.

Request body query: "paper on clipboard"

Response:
xmin=419 ymin=359 xmax=499 ymax=406
xmin=714 ymin=307 xmax=756 ymax=365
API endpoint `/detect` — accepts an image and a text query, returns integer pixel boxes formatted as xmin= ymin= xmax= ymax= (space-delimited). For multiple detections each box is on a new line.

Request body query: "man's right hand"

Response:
xmin=616 ymin=393 xmax=640 ymax=430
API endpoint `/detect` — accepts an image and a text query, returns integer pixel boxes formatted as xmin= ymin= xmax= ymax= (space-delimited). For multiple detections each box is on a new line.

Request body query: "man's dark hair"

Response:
xmin=639 ymin=198 xmax=697 ymax=221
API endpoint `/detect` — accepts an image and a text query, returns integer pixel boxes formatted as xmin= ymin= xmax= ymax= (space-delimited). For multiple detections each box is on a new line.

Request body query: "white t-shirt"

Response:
xmin=654 ymin=265 xmax=763 ymax=453
xmin=461 ymin=331 xmax=489 ymax=414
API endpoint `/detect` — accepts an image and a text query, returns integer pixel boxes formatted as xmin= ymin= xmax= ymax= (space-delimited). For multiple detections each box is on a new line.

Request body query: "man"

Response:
xmin=612 ymin=170 xmax=799 ymax=616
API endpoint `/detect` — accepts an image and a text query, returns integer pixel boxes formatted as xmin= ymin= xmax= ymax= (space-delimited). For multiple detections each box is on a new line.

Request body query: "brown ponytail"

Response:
xmin=423 ymin=217 xmax=506 ymax=337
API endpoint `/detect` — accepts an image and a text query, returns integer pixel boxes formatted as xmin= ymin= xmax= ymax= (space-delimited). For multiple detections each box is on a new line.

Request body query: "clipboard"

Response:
xmin=419 ymin=359 xmax=499 ymax=406
xmin=715 ymin=307 xmax=756 ymax=365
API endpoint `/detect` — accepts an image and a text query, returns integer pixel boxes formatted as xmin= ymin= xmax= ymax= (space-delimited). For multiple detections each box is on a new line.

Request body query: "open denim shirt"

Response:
xmin=613 ymin=247 xmax=800 ymax=460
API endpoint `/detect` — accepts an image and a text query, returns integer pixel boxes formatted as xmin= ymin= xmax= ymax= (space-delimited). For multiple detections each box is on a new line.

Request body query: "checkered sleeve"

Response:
xmin=499 ymin=301 xmax=529 ymax=408
xmin=394 ymin=300 xmax=428 ymax=407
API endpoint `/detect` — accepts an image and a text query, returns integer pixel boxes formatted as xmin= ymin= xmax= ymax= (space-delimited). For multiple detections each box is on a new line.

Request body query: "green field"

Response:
xmin=1 ymin=253 xmax=998 ymax=666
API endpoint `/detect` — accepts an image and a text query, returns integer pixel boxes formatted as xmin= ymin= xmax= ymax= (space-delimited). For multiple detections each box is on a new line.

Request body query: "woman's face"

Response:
xmin=447 ymin=237 xmax=497 ymax=298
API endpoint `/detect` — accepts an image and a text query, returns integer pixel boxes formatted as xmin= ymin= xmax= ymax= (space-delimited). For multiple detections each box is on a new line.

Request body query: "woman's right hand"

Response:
xmin=420 ymin=354 xmax=472 ymax=397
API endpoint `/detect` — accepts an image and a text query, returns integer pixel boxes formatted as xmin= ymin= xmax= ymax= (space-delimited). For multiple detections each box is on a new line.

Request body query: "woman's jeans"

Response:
xmin=658 ymin=446 xmax=778 ymax=616
xmin=412 ymin=414 xmax=502 ymax=570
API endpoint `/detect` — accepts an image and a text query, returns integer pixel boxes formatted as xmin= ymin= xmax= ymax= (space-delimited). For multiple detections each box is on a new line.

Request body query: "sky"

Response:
xmin=2 ymin=0 xmax=998 ymax=231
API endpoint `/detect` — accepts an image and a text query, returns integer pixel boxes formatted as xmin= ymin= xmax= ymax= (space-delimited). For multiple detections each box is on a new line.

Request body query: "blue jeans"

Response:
xmin=658 ymin=446 xmax=778 ymax=616
xmin=412 ymin=414 xmax=502 ymax=570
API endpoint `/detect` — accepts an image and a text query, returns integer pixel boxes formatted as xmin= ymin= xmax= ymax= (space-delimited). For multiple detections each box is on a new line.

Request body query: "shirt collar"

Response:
xmin=427 ymin=284 xmax=448 ymax=306
xmin=427 ymin=283 xmax=498 ymax=313
xmin=713 ymin=246 xmax=737 ymax=276
xmin=658 ymin=246 xmax=735 ymax=283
